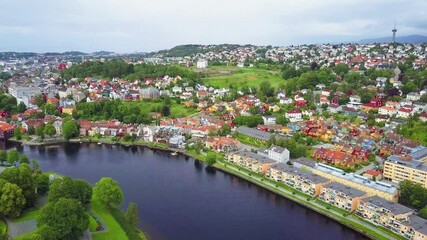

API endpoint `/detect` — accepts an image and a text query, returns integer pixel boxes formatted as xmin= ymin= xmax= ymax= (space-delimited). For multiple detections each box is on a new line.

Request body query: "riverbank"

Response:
xmin=9 ymin=138 xmax=402 ymax=240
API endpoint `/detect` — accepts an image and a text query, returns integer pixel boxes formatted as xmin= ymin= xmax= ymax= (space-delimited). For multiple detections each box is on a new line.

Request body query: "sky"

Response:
xmin=0 ymin=0 xmax=426 ymax=53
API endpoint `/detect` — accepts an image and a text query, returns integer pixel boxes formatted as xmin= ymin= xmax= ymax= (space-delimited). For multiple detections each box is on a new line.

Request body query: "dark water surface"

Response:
xmin=17 ymin=143 xmax=369 ymax=240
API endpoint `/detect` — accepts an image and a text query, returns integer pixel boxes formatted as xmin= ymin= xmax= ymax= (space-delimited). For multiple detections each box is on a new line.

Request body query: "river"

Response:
xmin=16 ymin=143 xmax=368 ymax=240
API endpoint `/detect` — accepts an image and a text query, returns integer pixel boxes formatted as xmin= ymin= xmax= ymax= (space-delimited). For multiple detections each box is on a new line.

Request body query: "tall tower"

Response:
xmin=392 ymin=21 xmax=397 ymax=43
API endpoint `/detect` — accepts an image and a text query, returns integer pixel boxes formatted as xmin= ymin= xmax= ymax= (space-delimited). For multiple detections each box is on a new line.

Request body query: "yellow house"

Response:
xmin=357 ymin=196 xmax=427 ymax=239
xmin=62 ymin=106 xmax=76 ymax=115
xmin=319 ymin=182 xmax=367 ymax=212
xmin=314 ymin=163 xmax=399 ymax=202
xmin=268 ymin=105 xmax=281 ymax=113
xmin=268 ymin=163 xmax=329 ymax=196
xmin=227 ymin=151 xmax=275 ymax=175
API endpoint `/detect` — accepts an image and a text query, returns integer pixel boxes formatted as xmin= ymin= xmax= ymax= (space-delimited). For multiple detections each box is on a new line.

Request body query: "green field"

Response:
xmin=91 ymin=197 xmax=128 ymax=240
xmin=201 ymin=67 xmax=284 ymax=88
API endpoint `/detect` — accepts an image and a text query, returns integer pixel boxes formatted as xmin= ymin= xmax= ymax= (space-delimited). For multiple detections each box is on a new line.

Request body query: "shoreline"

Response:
xmin=12 ymin=138 xmax=397 ymax=240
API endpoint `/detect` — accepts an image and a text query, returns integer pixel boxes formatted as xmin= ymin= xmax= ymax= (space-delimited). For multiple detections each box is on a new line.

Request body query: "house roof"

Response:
xmin=323 ymin=182 xmax=366 ymax=198
xmin=407 ymin=215 xmax=427 ymax=235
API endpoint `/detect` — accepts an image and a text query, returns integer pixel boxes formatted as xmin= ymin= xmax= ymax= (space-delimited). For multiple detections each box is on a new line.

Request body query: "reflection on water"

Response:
xmin=18 ymin=143 xmax=368 ymax=240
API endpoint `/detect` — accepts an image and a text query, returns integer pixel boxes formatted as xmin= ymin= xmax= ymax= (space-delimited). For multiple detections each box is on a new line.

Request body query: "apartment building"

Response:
xmin=319 ymin=182 xmax=367 ymax=212
xmin=313 ymin=163 xmax=399 ymax=201
xmin=384 ymin=148 xmax=427 ymax=188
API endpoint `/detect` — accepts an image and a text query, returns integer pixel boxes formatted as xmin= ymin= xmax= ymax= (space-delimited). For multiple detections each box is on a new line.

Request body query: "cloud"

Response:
xmin=0 ymin=0 xmax=426 ymax=52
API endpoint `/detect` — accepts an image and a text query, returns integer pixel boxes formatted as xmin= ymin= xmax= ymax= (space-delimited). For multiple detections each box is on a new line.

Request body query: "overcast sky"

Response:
xmin=1 ymin=0 xmax=426 ymax=53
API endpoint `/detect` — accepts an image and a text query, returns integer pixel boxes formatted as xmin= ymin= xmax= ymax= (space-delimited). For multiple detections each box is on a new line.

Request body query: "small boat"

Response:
xmin=171 ymin=151 xmax=178 ymax=156
xmin=97 ymin=142 xmax=102 ymax=145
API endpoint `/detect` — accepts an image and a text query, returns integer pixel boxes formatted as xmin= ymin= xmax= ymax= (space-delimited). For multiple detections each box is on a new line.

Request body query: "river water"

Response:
xmin=17 ymin=143 xmax=368 ymax=240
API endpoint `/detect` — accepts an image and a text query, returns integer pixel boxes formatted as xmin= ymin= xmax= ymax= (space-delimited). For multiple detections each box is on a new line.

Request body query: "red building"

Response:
xmin=0 ymin=121 xmax=14 ymax=140
xmin=295 ymin=99 xmax=307 ymax=108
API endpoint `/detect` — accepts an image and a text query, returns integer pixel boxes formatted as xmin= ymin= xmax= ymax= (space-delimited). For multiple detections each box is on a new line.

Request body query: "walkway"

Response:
xmin=5 ymin=218 xmax=36 ymax=238
xmin=216 ymin=160 xmax=399 ymax=240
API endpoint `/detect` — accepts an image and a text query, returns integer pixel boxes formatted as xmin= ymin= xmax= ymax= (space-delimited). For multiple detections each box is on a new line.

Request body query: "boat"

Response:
xmin=97 ymin=142 xmax=102 ymax=145
xmin=171 ymin=151 xmax=178 ymax=156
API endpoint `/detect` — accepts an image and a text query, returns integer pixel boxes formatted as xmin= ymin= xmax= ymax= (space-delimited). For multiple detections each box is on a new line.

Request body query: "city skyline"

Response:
xmin=1 ymin=0 xmax=426 ymax=53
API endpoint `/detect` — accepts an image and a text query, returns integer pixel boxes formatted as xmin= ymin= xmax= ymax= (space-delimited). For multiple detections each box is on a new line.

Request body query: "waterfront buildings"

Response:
xmin=319 ymin=182 xmax=367 ymax=211
xmin=313 ymin=163 xmax=399 ymax=201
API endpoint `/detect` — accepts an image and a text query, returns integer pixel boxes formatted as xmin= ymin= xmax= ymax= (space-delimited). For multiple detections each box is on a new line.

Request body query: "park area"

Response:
xmin=199 ymin=66 xmax=284 ymax=88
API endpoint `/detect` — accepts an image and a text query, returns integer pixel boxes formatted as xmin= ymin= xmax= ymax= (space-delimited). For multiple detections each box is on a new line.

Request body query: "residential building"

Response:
xmin=196 ymin=59 xmax=208 ymax=69
xmin=285 ymin=110 xmax=302 ymax=122
xmin=262 ymin=116 xmax=277 ymax=125
xmin=205 ymin=137 xmax=239 ymax=152
xmin=227 ymin=150 xmax=276 ymax=175
xmin=356 ymin=196 xmax=413 ymax=236
xmin=268 ymin=163 xmax=328 ymax=196
xmin=140 ymin=87 xmax=160 ymax=99
xmin=313 ymin=163 xmax=399 ymax=201
xmin=0 ymin=121 xmax=14 ymax=140
xmin=319 ymin=182 xmax=366 ymax=211
xmin=379 ymin=106 xmax=397 ymax=117
xmin=384 ymin=148 xmax=427 ymax=188
xmin=257 ymin=145 xmax=290 ymax=163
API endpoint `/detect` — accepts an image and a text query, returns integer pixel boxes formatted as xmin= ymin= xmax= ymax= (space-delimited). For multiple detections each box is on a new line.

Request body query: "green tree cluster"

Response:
xmin=399 ymin=180 xmax=427 ymax=211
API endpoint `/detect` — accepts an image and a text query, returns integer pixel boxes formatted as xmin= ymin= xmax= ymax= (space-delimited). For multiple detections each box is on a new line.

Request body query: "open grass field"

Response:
xmin=91 ymin=197 xmax=128 ymax=240
xmin=201 ymin=67 xmax=284 ymax=88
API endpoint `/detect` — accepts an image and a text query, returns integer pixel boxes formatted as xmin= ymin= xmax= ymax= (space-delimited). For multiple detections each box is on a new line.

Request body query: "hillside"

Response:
xmin=152 ymin=44 xmax=254 ymax=57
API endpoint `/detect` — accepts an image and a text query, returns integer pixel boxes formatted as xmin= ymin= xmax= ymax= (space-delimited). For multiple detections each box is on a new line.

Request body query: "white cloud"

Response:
xmin=0 ymin=0 xmax=426 ymax=52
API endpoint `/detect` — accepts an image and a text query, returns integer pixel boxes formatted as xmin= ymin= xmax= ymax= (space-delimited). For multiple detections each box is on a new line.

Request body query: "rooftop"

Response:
xmin=316 ymin=163 xmax=398 ymax=195
xmin=323 ymin=182 xmax=366 ymax=198
xmin=234 ymin=151 xmax=276 ymax=165
xmin=362 ymin=196 xmax=412 ymax=215
xmin=270 ymin=163 xmax=328 ymax=184
xmin=407 ymin=215 xmax=427 ymax=236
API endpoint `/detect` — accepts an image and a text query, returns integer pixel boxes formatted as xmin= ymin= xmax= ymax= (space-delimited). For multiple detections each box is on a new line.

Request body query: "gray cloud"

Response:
xmin=0 ymin=0 xmax=426 ymax=52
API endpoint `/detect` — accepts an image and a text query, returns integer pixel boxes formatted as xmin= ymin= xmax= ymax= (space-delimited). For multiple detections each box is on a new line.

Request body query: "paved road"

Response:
xmin=6 ymin=219 xmax=36 ymax=238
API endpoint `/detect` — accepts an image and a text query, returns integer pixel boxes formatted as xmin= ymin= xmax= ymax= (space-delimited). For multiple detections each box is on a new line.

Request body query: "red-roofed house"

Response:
xmin=0 ymin=121 xmax=14 ymax=140
xmin=285 ymin=110 xmax=302 ymax=122
xmin=363 ymin=170 xmax=383 ymax=180
xmin=397 ymin=108 xmax=412 ymax=119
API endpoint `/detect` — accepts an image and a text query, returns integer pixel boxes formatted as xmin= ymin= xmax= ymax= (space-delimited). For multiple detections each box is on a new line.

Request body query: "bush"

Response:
xmin=110 ymin=207 xmax=145 ymax=240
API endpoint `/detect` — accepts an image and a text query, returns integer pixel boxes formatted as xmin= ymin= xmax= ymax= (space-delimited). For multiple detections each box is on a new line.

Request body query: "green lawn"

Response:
xmin=0 ymin=218 xmax=6 ymax=235
xmin=202 ymin=67 xmax=284 ymax=88
xmin=91 ymin=197 xmax=128 ymax=240
xmin=12 ymin=209 xmax=40 ymax=223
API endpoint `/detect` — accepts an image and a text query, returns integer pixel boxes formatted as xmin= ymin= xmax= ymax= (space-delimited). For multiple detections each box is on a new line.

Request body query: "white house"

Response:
xmin=397 ymin=108 xmax=412 ymax=119
xmin=258 ymin=145 xmax=290 ymax=163
xmin=349 ymin=95 xmax=361 ymax=103
xmin=378 ymin=106 xmax=397 ymax=117
xmin=172 ymin=86 xmax=183 ymax=94
xmin=285 ymin=110 xmax=302 ymax=122
xmin=262 ymin=116 xmax=277 ymax=125
xmin=407 ymin=92 xmax=421 ymax=101
xmin=196 ymin=59 xmax=208 ymax=69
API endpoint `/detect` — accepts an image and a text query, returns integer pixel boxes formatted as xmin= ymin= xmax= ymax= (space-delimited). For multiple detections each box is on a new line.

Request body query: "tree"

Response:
xmin=0 ymin=150 xmax=7 ymax=164
xmin=48 ymin=177 xmax=91 ymax=205
xmin=44 ymin=123 xmax=56 ymax=137
xmin=420 ymin=205 xmax=427 ymax=219
xmin=267 ymin=135 xmax=276 ymax=147
xmin=73 ymin=179 xmax=93 ymax=206
xmin=34 ymin=95 xmax=45 ymax=108
xmin=420 ymin=94 xmax=427 ymax=103
xmin=35 ymin=124 xmax=45 ymax=139
xmin=35 ymin=173 xmax=50 ymax=194
xmin=259 ymin=80 xmax=274 ymax=98
xmin=0 ymin=180 xmax=26 ymax=218
xmin=205 ymin=153 xmax=216 ymax=166
xmin=17 ymin=102 xmax=26 ymax=113
xmin=399 ymin=180 xmax=427 ymax=210
xmin=161 ymin=105 xmax=170 ymax=117
xmin=218 ymin=124 xmax=231 ymax=136
xmin=0 ymin=164 xmax=36 ymax=207
xmin=126 ymin=202 xmax=139 ymax=229
xmin=37 ymin=198 xmax=89 ymax=240
xmin=20 ymin=155 xmax=29 ymax=164
xmin=93 ymin=177 xmax=123 ymax=207
xmin=333 ymin=63 xmax=350 ymax=77
xmin=62 ymin=120 xmax=79 ymax=140
xmin=6 ymin=149 xmax=19 ymax=165
xmin=14 ymin=128 xmax=22 ymax=140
